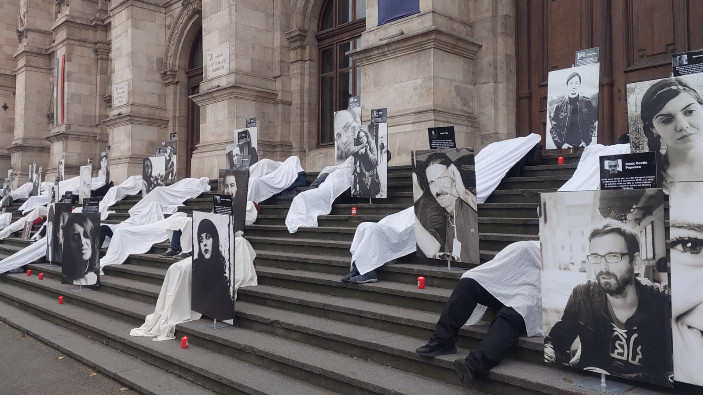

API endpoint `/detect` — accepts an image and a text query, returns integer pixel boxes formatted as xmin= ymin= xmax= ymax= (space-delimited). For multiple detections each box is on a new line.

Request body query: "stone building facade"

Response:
xmin=0 ymin=0 xmax=516 ymax=186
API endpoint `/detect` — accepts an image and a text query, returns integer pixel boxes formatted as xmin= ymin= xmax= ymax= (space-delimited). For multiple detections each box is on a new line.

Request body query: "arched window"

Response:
xmin=317 ymin=0 xmax=366 ymax=146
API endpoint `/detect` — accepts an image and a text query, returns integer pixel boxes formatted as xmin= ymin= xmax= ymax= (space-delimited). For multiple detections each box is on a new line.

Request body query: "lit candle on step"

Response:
xmin=181 ymin=336 xmax=189 ymax=349
xmin=351 ymin=207 xmax=357 ymax=216
xmin=26 ymin=270 xmax=31 ymax=276
xmin=38 ymin=273 xmax=44 ymax=280
xmin=558 ymin=156 xmax=564 ymax=165
xmin=418 ymin=277 xmax=425 ymax=289
xmin=58 ymin=296 xmax=64 ymax=304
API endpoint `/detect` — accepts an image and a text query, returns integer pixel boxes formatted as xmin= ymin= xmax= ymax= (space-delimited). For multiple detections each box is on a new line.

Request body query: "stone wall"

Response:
xmin=0 ymin=0 xmax=19 ymax=181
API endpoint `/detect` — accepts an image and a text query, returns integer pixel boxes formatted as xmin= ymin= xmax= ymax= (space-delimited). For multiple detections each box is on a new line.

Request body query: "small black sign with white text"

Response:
xmin=600 ymin=152 xmax=659 ymax=190
xmin=428 ymin=126 xmax=456 ymax=149
xmin=213 ymin=194 xmax=233 ymax=216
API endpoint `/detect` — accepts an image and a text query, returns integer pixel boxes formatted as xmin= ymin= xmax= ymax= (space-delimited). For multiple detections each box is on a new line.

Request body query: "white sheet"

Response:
xmin=245 ymin=201 xmax=258 ymax=225
xmin=0 ymin=213 xmax=11 ymax=231
xmin=101 ymin=209 xmax=188 ymax=269
xmin=353 ymin=207 xmax=416 ymax=275
xmin=0 ymin=240 xmax=46 ymax=275
xmin=130 ymin=236 xmax=258 ymax=341
xmin=99 ymin=175 xmax=142 ymax=215
xmin=11 ymin=182 xmax=32 ymax=201
xmin=0 ymin=206 xmax=48 ymax=241
xmin=248 ymin=158 xmax=282 ymax=179
xmin=247 ymin=156 xmax=304 ymax=204
xmin=285 ymin=167 xmax=352 ymax=233
xmin=558 ymin=144 xmax=631 ymax=192
xmin=129 ymin=177 xmax=210 ymax=218
xmin=18 ymin=196 xmax=50 ymax=215
xmin=475 ymin=133 xmax=543 ymax=204
xmin=462 ymin=240 xmax=543 ymax=337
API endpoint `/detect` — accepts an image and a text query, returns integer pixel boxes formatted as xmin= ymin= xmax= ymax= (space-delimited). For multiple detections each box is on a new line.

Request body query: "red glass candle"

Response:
xmin=38 ymin=273 xmax=44 ymax=280
xmin=58 ymin=296 xmax=64 ymax=304
xmin=181 ymin=336 xmax=189 ymax=349
xmin=418 ymin=276 xmax=426 ymax=289
xmin=351 ymin=207 xmax=357 ymax=216
xmin=558 ymin=156 xmax=564 ymax=165
xmin=26 ymin=269 xmax=31 ymax=276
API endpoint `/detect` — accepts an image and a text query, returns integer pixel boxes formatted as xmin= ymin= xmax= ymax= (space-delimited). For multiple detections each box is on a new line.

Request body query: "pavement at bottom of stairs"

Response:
xmin=0 ymin=321 xmax=140 ymax=395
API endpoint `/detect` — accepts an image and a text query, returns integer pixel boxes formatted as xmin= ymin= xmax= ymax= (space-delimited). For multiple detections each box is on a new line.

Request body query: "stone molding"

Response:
xmin=109 ymin=0 xmax=166 ymax=14
xmin=47 ymin=130 xmax=108 ymax=144
xmin=108 ymin=155 xmax=148 ymax=167
xmin=7 ymin=140 xmax=51 ymax=154
xmin=285 ymin=28 xmax=309 ymax=49
xmin=349 ymin=26 xmax=482 ymax=66
xmin=163 ymin=0 xmax=201 ymax=73
xmin=389 ymin=106 xmax=481 ymax=129
xmin=189 ymin=83 xmax=278 ymax=107
xmin=102 ymin=113 xmax=169 ymax=128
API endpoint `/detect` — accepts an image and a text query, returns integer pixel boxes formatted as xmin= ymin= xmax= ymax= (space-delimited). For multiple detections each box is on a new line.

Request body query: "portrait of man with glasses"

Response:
xmin=539 ymin=189 xmax=672 ymax=387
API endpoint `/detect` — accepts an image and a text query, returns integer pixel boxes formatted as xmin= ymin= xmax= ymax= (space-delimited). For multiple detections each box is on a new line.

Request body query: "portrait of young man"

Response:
xmin=540 ymin=189 xmax=672 ymax=387
xmin=219 ymin=169 xmax=249 ymax=233
xmin=546 ymin=63 xmax=599 ymax=150
xmin=412 ymin=149 xmax=479 ymax=265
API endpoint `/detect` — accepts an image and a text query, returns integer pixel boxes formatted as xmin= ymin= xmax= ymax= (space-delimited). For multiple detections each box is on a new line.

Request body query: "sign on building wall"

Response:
xmin=113 ymin=81 xmax=129 ymax=107
xmin=207 ymin=44 xmax=230 ymax=79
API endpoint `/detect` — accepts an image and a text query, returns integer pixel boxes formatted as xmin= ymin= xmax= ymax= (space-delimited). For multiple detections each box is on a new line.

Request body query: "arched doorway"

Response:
xmin=185 ymin=30 xmax=202 ymax=177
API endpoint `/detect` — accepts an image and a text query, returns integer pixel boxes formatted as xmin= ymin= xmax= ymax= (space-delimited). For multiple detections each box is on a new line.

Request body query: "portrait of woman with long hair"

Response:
xmin=351 ymin=126 xmax=380 ymax=198
xmin=191 ymin=216 xmax=234 ymax=321
xmin=637 ymin=77 xmax=703 ymax=190
xmin=236 ymin=129 xmax=258 ymax=166
xmin=61 ymin=213 xmax=100 ymax=286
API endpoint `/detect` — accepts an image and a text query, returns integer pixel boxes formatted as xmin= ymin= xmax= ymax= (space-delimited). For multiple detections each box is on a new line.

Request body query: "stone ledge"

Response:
xmin=389 ymin=106 xmax=481 ymax=128
xmin=102 ymin=113 xmax=169 ymax=128
xmin=189 ymin=83 xmax=279 ymax=106
xmin=349 ymin=26 xmax=482 ymax=66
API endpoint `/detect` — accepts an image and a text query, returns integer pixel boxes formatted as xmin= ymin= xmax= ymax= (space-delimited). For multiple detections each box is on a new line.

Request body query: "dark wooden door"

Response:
xmin=516 ymin=0 xmax=703 ymax=148
xmin=186 ymin=72 xmax=201 ymax=178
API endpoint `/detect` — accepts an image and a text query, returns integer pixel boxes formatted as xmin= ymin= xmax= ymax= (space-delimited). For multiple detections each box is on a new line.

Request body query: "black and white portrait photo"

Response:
xmin=546 ymin=63 xmax=600 ymax=150
xmin=142 ymin=156 xmax=166 ymax=196
xmin=79 ymin=165 xmax=91 ymax=205
xmin=351 ymin=124 xmax=387 ymax=198
xmin=191 ymin=211 xmax=235 ymax=322
xmin=30 ymin=161 xmax=39 ymax=197
xmin=627 ymin=75 xmax=703 ymax=192
xmin=225 ymin=143 xmax=237 ymax=170
xmin=669 ymin=182 xmax=703 ymax=387
xmin=412 ymin=148 xmax=479 ymax=264
xmin=334 ymin=106 xmax=362 ymax=165
xmin=58 ymin=154 xmax=65 ymax=182
xmin=98 ymin=148 xmax=110 ymax=184
xmin=540 ymin=189 xmax=673 ymax=387
xmin=219 ymin=169 xmax=249 ymax=233
xmin=61 ymin=212 xmax=100 ymax=286
xmin=233 ymin=127 xmax=258 ymax=167
xmin=162 ymin=140 xmax=176 ymax=183
xmin=47 ymin=203 xmax=71 ymax=264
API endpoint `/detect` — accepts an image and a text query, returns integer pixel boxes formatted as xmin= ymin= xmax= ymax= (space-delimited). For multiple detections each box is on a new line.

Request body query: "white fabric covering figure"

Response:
xmin=130 ymin=236 xmax=258 ymax=340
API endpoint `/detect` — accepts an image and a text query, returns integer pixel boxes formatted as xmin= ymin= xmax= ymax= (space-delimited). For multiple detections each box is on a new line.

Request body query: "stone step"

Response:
xmin=523 ymin=163 xmax=578 ymax=177
xmin=0 ymin=300 xmax=215 ymax=395
xmin=258 ymin=192 xmax=414 ymax=206
xmin=495 ymin=175 xmax=571 ymax=190
xmin=541 ymin=152 xmax=582 ymax=165
xmin=259 ymin=203 xmax=409 ymax=217
xmin=0 ymin=274 xmax=470 ymax=395
xmin=0 ymin=278 xmax=338 ymax=395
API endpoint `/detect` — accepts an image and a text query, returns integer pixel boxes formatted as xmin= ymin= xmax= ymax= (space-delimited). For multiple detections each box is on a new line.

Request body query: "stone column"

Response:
xmin=349 ymin=0 xmax=482 ymax=166
xmin=103 ymin=0 xmax=168 ymax=183
xmin=10 ymin=0 xmax=54 ymax=186
xmin=0 ymin=0 xmax=20 ymax=180
xmin=190 ymin=0 xmax=280 ymax=179
xmin=46 ymin=0 xmax=110 ymax=180
xmin=470 ymin=0 xmax=517 ymax=146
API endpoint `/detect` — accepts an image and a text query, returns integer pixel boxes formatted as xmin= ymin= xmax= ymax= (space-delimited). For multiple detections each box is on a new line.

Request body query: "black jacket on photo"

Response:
xmin=549 ymin=95 xmax=596 ymax=149
xmin=545 ymin=279 xmax=672 ymax=386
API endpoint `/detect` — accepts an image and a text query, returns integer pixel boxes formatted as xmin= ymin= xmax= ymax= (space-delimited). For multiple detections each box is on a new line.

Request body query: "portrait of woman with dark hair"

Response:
xmin=236 ymin=128 xmax=258 ymax=166
xmin=351 ymin=126 xmax=380 ymax=198
xmin=61 ymin=213 xmax=100 ymax=286
xmin=192 ymin=216 xmax=235 ymax=321
xmin=638 ymin=77 xmax=703 ymax=190
xmin=142 ymin=156 xmax=165 ymax=196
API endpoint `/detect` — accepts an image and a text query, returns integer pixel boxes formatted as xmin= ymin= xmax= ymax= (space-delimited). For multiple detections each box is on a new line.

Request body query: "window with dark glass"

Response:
xmin=317 ymin=0 xmax=366 ymax=145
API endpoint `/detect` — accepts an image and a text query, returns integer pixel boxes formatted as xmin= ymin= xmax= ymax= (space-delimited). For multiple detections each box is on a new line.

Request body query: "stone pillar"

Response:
xmin=349 ymin=0 xmax=482 ymax=166
xmin=470 ymin=0 xmax=517 ymax=146
xmin=0 ymin=0 xmax=20 ymax=181
xmin=10 ymin=0 xmax=54 ymax=186
xmin=190 ymin=0 xmax=280 ymax=179
xmin=46 ymin=0 xmax=110 ymax=181
xmin=103 ymin=1 xmax=168 ymax=183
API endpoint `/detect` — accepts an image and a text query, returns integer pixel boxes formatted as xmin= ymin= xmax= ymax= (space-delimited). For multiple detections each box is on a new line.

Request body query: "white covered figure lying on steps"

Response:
xmin=416 ymin=241 xmax=542 ymax=389
xmin=130 ymin=235 xmax=258 ymax=341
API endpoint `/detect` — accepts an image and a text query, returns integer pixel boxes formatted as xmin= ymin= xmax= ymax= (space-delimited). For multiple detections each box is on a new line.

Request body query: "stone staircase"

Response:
xmin=0 ymin=153 xmax=692 ymax=395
